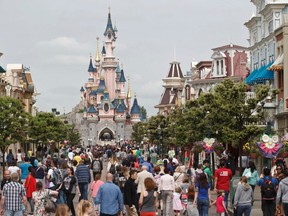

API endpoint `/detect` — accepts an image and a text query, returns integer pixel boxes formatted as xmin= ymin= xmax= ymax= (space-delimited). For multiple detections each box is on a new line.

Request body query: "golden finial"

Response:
xmin=95 ymin=37 xmax=100 ymax=63
xmin=127 ymin=77 xmax=131 ymax=99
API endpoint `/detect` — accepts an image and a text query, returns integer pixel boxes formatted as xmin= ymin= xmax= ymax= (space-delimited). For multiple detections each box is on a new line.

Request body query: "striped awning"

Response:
xmin=269 ymin=54 xmax=283 ymax=71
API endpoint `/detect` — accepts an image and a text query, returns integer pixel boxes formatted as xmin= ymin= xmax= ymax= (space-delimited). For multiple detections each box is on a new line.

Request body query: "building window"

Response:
xmin=217 ymin=60 xmax=219 ymax=75
xmin=268 ymin=20 xmax=273 ymax=34
xmin=104 ymin=103 xmax=109 ymax=112
xmin=221 ymin=60 xmax=224 ymax=75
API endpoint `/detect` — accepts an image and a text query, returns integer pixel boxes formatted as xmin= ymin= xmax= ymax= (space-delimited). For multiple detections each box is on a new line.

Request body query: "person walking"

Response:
xmin=257 ymin=167 xmax=278 ymax=216
xmin=1 ymin=172 xmax=27 ymax=216
xmin=90 ymin=173 xmax=104 ymax=213
xmin=95 ymin=173 xmax=124 ymax=216
xmin=173 ymin=187 xmax=183 ymax=216
xmin=25 ymin=166 xmax=37 ymax=214
xmin=203 ymin=160 xmax=213 ymax=190
xmin=139 ymin=177 xmax=158 ymax=216
xmin=193 ymin=173 xmax=211 ymax=216
xmin=211 ymin=189 xmax=228 ymax=216
xmin=214 ymin=160 xmax=233 ymax=208
xmin=276 ymin=170 xmax=288 ymax=216
xmin=123 ymin=169 xmax=138 ymax=216
xmin=32 ymin=181 xmax=59 ymax=216
xmin=233 ymin=176 xmax=253 ymax=216
xmin=75 ymin=159 xmax=91 ymax=201
xmin=60 ymin=167 xmax=80 ymax=216
xmin=242 ymin=161 xmax=259 ymax=192
xmin=136 ymin=165 xmax=154 ymax=195
xmin=158 ymin=167 xmax=175 ymax=216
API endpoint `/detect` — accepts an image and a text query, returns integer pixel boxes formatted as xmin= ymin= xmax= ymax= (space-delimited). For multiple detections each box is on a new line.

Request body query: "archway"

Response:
xmin=99 ymin=128 xmax=114 ymax=141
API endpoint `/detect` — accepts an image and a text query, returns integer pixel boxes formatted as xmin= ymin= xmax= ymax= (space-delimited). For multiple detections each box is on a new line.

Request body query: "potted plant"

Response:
xmin=278 ymin=140 xmax=288 ymax=158
xmin=214 ymin=142 xmax=224 ymax=156
xmin=243 ymin=142 xmax=259 ymax=159
xmin=193 ymin=141 xmax=203 ymax=153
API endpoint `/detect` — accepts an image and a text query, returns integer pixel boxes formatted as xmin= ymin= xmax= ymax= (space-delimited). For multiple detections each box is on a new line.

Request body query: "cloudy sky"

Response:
xmin=0 ymin=1 xmax=254 ymax=116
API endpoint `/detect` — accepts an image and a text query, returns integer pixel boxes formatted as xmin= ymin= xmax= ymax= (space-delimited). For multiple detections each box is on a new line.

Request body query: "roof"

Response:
xmin=104 ymin=12 xmax=116 ymax=38
xmin=96 ymin=79 xmax=106 ymax=93
xmin=158 ymin=88 xmax=177 ymax=106
xmin=131 ymin=97 xmax=140 ymax=114
xmin=119 ymin=69 xmax=126 ymax=82
xmin=212 ymin=44 xmax=247 ymax=51
xmin=167 ymin=61 xmax=184 ymax=78
xmin=80 ymin=86 xmax=85 ymax=92
xmin=89 ymin=90 xmax=97 ymax=96
xmin=88 ymin=58 xmax=96 ymax=72
xmin=116 ymin=63 xmax=121 ymax=73
xmin=116 ymin=102 xmax=126 ymax=113
xmin=0 ymin=65 xmax=6 ymax=73
xmin=87 ymin=105 xmax=97 ymax=113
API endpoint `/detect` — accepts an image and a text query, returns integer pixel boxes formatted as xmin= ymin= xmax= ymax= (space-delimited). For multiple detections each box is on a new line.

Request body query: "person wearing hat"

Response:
xmin=276 ymin=169 xmax=288 ymax=216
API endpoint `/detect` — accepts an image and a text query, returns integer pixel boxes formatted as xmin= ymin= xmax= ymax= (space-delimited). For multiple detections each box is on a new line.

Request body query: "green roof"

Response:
xmin=0 ymin=66 xmax=6 ymax=73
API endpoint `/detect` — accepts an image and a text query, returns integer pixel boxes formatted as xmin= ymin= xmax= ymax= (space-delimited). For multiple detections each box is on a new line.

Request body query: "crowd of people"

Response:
xmin=0 ymin=144 xmax=287 ymax=216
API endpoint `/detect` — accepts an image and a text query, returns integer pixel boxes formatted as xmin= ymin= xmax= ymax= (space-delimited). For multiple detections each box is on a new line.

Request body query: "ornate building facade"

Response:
xmin=67 ymin=11 xmax=142 ymax=146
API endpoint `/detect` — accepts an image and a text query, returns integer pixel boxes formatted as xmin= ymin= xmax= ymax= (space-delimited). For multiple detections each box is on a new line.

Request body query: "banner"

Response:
xmin=257 ymin=134 xmax=283 ymax=158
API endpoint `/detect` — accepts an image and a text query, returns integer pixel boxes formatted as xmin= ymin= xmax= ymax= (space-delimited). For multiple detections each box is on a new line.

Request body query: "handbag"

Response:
xmin=43 ymin=196 xmax=56 ymax=213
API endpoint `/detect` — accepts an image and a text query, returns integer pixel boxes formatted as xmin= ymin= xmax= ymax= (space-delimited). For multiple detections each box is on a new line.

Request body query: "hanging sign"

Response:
xmin=202 ymin=138 xmax=215 ymax=153
xmin=257 ymin=134 xmax=283 ymax=158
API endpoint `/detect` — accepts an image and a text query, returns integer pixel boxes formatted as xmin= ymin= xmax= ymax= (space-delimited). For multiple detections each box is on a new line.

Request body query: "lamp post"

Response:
xmin=263 ymin=96 xmax=276 ymax=169
xmin=157 ymin=125 xmax=163 ymax=158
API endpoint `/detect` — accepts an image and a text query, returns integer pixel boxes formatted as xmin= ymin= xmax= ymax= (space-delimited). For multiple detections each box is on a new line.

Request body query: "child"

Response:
xmin=77 ymin=200 xmax=93 ymax=216
xmin=210 ymin=189 xmax=228 ymax=216
xmin=173 ymin=187 xmax=184 ymax=216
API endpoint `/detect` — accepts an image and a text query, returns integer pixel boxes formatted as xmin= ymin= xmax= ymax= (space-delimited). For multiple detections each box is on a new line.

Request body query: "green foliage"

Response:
xmin=28 ymin=112 xmax=68 ymax=145
xmin=0 ymin=96 xmax=30 ymax=152
xmin=131 ymin=122 xmax=148 ymax=143
xmin=66 ymin=124 xmax=82 ymax=146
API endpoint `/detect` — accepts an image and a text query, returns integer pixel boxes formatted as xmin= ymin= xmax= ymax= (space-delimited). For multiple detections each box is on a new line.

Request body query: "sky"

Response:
xmin=0 ymin=0 xmax=254 ymax=117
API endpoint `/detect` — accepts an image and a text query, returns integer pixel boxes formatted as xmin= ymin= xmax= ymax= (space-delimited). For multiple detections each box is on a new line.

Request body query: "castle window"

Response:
xmin=104 ymin=103 xmax=109 ymax=112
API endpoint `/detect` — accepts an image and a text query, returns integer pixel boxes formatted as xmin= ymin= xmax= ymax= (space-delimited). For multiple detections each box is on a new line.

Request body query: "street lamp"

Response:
xmin=263 ymin=96 xmax=276 ymax=169
xmin=157 ymin=125 xmax=163 ymax=157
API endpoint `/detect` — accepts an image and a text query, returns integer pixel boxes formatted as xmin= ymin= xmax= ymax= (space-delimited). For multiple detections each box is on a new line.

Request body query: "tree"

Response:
xmin=66 ymin=124 xmax=82 ymax=146
xmin=28 ymin=112 xmax=68 ymax=151
xmin=0 ymin=96 xmax=30 ymax=171
xmin=131 ymin=122 xmax=148 ymax=144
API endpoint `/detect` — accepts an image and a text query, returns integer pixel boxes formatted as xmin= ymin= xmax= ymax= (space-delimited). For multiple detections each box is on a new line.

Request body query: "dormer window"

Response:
xmin=104 ymin=103 xmax=109 ymax=112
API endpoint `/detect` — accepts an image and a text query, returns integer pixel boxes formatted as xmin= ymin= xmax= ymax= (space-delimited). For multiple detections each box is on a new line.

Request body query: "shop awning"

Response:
xmin=246 ymin=62 xmax=274 ymax=85
xmin=269 ymin=54 xmax=283 ymax=71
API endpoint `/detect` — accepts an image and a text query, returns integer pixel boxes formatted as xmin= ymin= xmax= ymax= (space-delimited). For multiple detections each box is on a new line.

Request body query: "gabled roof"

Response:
xmin=212 ymin=44 xmax=247 ymax=51
xmin=0 ymin=65 xmax=6 ymax=73
xmin=131 ymin=97 xmax=140 ymax=114
xmin=167 ymin=61 xmax=183 ymax=78
xmin=87 ymin=105 xmax=97 ymax=113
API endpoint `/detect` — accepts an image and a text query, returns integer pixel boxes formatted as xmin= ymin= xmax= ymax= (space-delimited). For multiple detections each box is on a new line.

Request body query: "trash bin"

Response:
xmin=229 ymin=176 xmax=241 ymax=209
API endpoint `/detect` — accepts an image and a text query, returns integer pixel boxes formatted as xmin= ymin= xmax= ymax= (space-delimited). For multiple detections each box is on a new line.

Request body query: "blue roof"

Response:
xmin=0 ymin=65 xmax=5 ymax=73
xmin=80 ymin=86 xmax=85 ymax=92
xmin=87 ymin=105 xmax=97 ymax=113
xmin=117 ymin=102 xmax=126 ymax=113
xmin=119 ymin=69 xmax=126 ymax=82
xmin=88 ymin=58 xmax=96 ymax=72
xmin=102 ymin=46 xmax=106 ymax=55
xmin=116 ymin=63 xmax=121 ymax=73
xmin=131 ymin=98 xmax=140 ymax=114
xmin=89 ymin=90 xmax=97 ymax=96
xmin=104 ymin=12 xmax=115 ymax=38
xmin=96 ymin=79 xmax=106 ymax=93
xmin=246 ymin=62 xmax=274 ymax=85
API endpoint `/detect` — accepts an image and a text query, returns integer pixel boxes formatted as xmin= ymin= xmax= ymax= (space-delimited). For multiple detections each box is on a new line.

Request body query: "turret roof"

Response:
xmin=167 ymin=61 xmax=183 ymax=78
xmin=88 ymin=57 xmax=96 ymax=72
xmin=119 ymin=69 xmax=126 ymax=82
xmin=96 ymin=79 xmax=106 ymax=93
xmin=131 ymin=97 xmax=140 ymax=114
xmin=80 ymin=86 xmax=85 ymax=92
xmin=116 ymin=63 xmax=121 ymax=73
xmin=104 ymin=11 xmax=116 ymax=38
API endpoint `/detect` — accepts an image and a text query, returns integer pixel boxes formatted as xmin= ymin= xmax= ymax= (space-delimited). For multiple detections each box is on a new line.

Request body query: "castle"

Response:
xmin=67 ymin=10 xmax=142 ymax=146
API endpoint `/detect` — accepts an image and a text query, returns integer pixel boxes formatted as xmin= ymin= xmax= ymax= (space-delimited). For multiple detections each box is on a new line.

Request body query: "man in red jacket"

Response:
xmin=214 ymin=160 xmax=233 ymax=208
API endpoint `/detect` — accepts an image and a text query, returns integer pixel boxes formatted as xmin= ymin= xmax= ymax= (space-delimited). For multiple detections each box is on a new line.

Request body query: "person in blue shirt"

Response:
xmin=96 ymin=173 xmax=124 ymax=216
xmin=257 ymin=167 xmax=278 ymax=216
xmin=141 ymin=157 xmax=154 ymax=173
xmin=19 ymin=157 xmax=32 ymax=183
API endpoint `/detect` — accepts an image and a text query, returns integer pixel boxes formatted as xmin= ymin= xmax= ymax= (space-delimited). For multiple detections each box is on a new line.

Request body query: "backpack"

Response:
xmin=92 ymin=160 xmax=101 ymax=173
xmin=261 ymin=177 xmax=276 ymax=200
xmin=109 ymin=163 xmax=116 ymax=174
xmin=50 ymin=168 xmax=63 ymax=186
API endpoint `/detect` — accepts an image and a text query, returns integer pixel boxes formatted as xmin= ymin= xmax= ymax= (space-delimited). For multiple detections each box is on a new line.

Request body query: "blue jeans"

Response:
xmin=283 ymin=203 xmax=288 ymax=216
xmin=224 ymin=191 xmax=229 ymax=209
xmin=237 ymin=205 xmax=251 ymax=216
xmin=78 ymin=182 xmax=88 ymax=200
xmin=5 ymin=210 xmax=23 ymax=216
xmin=58 ymin=190 xmax=66 ymax=204
xmin=197 ymin=198 xmax=209 ymax=216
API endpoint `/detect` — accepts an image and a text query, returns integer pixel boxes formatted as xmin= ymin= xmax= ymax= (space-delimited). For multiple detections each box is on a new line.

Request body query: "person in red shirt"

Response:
xmin=25 ymin=166 xmax=37 ymax=214
xmin=214 ymin=160 xmax=233 ymax=209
